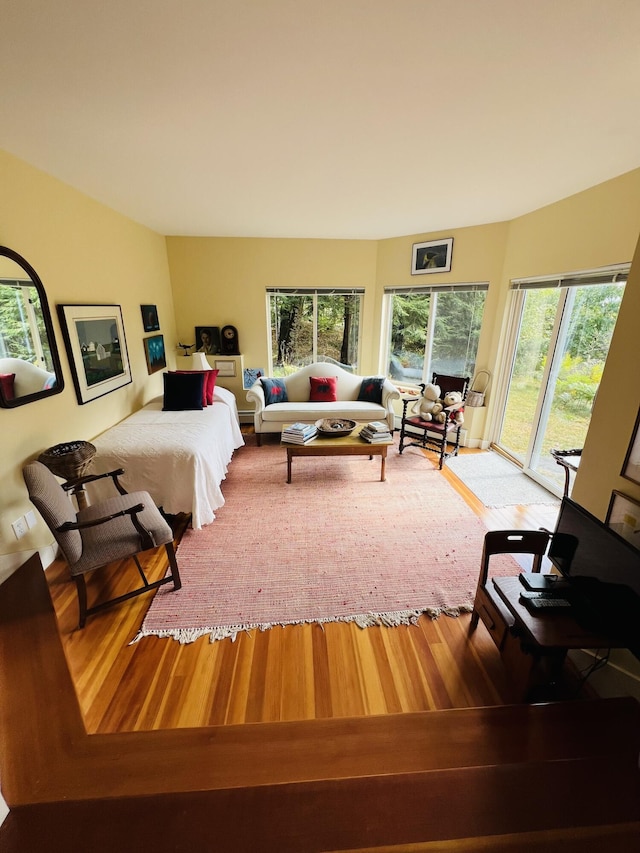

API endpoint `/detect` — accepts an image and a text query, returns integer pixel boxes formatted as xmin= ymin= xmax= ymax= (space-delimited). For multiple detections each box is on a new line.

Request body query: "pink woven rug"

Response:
xmin=134 ymin=440 xmax=517 ymax=643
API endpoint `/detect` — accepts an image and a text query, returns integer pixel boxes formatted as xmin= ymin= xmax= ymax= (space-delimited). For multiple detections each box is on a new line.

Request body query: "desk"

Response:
xmin=491 ymin=577 xmax=623 ymax=700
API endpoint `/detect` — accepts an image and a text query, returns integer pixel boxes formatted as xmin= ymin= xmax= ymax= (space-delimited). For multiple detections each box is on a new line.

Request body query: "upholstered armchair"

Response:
xmin=23 ymin=461 xmax=181 ymax=628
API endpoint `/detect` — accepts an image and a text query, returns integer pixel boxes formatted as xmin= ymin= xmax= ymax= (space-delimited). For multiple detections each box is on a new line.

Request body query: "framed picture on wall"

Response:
xmin=143 ymin=334 xmax=166 ymax=374
xmin=622 ymin=407 xmax=640 ymax=486
xmin=141 ymin=304 xmax=160 ymax=332
xmin=195 ymin=326 xmax=221 ymax=355
xmin=606 ymin=490 xmax=640 ymax=550
xmin=411 ymin=238 xmax=453 ymax=275
xmin=58 ymin=304 xmax=132 ymax=404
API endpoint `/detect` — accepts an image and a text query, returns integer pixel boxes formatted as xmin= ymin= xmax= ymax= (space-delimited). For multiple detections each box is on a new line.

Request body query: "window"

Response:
xmin=267 ymin=288 xmax=363 ymax=376
xmin=495 ymin=265 xmax=628 ymax=494
xmin=383 ymin=283 xmax=488 ymax=384
xmin=0 ymin=279 xmax=53 ymax=370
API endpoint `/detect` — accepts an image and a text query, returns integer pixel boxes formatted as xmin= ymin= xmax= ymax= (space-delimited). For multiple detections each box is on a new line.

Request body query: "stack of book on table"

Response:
xmin=360 ymin=421 xmax=392 ymax=443
xmin=282 ymin=422 xmax=318 ymax=444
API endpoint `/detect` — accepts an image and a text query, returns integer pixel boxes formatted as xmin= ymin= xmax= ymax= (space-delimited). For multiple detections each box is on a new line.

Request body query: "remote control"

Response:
xmin=519 ymin=590 xmax=548 ymax=599
xmin=526 ymin=597 xmax=572 ymax=610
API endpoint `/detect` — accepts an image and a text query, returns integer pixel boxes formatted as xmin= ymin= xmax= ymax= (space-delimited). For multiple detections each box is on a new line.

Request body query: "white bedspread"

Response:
xmin=88 ymin=387 xmax=244 ymax=528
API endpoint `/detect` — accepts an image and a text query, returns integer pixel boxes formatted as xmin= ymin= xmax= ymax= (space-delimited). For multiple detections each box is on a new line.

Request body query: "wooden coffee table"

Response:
xmin=282 ymin=424 xmax=394 ymax=483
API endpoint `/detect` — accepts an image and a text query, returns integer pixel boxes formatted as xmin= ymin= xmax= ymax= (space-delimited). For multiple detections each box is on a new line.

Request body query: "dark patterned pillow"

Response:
xmin=357 ymin=377 xmax=384 ymax=404
xmin=261 ymin=377 xmax=289 ymax=406
xmin=309 ymin=376 xmax=338 ymax=402
xmin=162 ymin=372 xmax=205 ymax=411
xmin=170 ymin=369 xmax=219 ymax=406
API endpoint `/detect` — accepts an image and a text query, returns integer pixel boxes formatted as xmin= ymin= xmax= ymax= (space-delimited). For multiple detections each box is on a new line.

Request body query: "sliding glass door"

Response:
xmin=495 ymin=270 xmax=626 ymax=495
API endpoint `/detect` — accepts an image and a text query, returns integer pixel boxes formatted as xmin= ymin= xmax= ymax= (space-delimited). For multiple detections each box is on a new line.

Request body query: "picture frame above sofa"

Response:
xmin=411 ymin=238 xmax=453 ymax=275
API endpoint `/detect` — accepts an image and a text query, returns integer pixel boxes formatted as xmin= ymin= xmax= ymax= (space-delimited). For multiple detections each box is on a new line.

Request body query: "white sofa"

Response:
xmin=246 ymin=362 xmax=400 ymax=443
xmin=0 ymin=356 xmax=56 ymax=399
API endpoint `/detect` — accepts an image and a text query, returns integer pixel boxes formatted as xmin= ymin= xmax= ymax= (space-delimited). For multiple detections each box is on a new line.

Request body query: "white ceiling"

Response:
xmin=2 ymin=0 xmax=640 ymax=239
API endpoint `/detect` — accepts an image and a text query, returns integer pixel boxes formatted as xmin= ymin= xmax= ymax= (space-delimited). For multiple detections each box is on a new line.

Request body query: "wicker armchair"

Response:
xmin=23 ymin=461 xmax=181 ymax=628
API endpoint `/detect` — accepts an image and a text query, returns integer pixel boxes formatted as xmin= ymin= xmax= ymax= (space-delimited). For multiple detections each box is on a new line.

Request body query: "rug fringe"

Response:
xmin=130 ymin=605 xmax=473 ymax=645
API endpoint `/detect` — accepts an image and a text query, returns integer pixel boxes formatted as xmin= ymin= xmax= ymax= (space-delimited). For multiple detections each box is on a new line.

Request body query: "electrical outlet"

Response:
xmin=12 ymin=517 xmax=28 ymax=540
xmin=25 ymin=510 xmax=37 ymax=529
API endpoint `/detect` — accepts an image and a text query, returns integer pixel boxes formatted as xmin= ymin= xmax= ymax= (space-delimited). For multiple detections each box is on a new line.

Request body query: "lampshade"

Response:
xmin=191 ymin=352 xmax=212 ymax=370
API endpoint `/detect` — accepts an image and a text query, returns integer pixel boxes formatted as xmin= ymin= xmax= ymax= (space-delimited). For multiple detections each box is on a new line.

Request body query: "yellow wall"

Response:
xmin=166 ymin=237 xmax=379 ymax=371
xmin=0 ymin=150 xmax=176 ymax=577
xmin=2 ymin=144 xmax=640 ymax=580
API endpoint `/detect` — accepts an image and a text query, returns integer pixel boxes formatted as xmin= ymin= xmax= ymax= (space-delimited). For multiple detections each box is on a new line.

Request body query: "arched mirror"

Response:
xmin=0 ymin=246 xmax=64 ymax=408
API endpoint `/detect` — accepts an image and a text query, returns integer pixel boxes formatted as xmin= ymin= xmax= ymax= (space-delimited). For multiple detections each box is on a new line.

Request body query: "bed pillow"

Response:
xmin=309 ymin=376 xmax=338 ymax=402
xmin=171 ymin=369 xmax=219 ymax=405
xmin=0 ymin=373 xmax=15 ymax=401
xmin=163 ymin=372 xmax=205 ymax=411
xmin=261 ymin=377 xmax=288 ymax=406
xmin=357 ymin=377 xmax=384 ymax=404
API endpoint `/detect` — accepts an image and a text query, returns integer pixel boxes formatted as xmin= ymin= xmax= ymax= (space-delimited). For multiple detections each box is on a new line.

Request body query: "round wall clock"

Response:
xmin=221 ymin=324 xmax=240 ymax=354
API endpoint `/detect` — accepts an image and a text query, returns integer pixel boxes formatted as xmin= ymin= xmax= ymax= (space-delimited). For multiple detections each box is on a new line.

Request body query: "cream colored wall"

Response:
xmin=0 ymin=150 xmax=175 ymax=578
xmin=166 ymin=236 xmax=379 ymax=377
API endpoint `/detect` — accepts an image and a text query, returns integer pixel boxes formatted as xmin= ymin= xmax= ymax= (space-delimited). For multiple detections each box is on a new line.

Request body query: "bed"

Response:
xmin=88 ymin=386 xmax=244 ymax=528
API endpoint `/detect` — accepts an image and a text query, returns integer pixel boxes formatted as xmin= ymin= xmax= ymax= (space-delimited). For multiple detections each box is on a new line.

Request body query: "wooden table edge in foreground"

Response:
xmin=281 ymin=424 xmax=394 ymax=483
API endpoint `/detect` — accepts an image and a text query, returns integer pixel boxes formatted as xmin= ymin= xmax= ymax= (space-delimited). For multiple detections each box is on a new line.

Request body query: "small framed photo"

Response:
xmin=141 ymin=304 xmax=160 ymax=332
xmin=606 ymin=490 xmax=640 ymax=550
xmin=57 ymin=303 xmax=132 ymax=404
xmin=243 ymin=367 xmax=265 ymax=389
xmin=622 ymin=407 xmax=640 ymax=486
xmin=411 ymin=238 xmax=453 ymax=275
xmin=215 ymin=359 xmax=236 ymax=377
xmin=195 ymin=326 xmax=221 ymax=355
xmin=143 ymin=334 xmax=166 ymax=374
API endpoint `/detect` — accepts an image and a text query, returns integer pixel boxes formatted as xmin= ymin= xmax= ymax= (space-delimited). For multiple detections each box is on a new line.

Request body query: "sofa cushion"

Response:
xmin=261 ymin=400 xmax=387 ymax=423
xmin=309 ymin=376 xmax=338 ymax=402
xmin=0 ymin=373 xmax=16 ymax=401
xmin=162 ymin=372 xmax=205 ymax=411
xmin=357 ymin=377 xmax=385 ymax=404
xmin=261 ymin=377 xmax=289 ymax=405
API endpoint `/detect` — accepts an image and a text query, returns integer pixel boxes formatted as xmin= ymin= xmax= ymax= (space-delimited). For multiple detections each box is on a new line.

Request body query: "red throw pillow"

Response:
xmin=170 ymin=369 xmax=219 ymax=406
xmin=309 ymin=376 xmax=338 ymax=402
xmin=0 ymin=373 xmax=16 ymax=401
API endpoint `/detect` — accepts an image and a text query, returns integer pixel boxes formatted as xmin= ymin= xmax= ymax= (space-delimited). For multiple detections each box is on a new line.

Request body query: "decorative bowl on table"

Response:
xmin=315 ymin=418 xmax=357 ymax=438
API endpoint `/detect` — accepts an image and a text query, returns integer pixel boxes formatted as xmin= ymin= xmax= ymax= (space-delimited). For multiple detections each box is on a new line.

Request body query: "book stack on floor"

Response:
xmin=281 ymin=422 xmax=318 ymax=444
xmin=360 ymin=421 xmax=393 ymax=443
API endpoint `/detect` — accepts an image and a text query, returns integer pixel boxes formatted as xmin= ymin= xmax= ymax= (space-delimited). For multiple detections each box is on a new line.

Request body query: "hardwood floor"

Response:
xmin=46 ymin=444 xmax=561 ymax=733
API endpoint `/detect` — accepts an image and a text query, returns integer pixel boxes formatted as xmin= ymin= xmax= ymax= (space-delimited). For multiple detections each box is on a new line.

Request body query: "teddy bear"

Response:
xmin=411 ymin=382 xmax=442 ymax=422
xmin=434 ymin=390 xmax=465 ymax=425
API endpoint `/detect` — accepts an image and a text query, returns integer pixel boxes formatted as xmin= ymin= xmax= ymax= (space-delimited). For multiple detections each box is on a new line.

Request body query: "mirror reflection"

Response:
xmin=0 ymin=247 xmax=64 ymax=407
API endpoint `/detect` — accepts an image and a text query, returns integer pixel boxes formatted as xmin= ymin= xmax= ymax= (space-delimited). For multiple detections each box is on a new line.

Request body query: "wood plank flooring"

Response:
xmin=46 ymin=444 xmax=561 ymax=733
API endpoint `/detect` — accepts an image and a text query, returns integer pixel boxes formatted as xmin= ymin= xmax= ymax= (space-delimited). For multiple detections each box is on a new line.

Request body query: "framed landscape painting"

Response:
xmin=58 ymin=304 xmax=132 ymax=404
xmin=411 ymin=238 xmax=453 ymax=275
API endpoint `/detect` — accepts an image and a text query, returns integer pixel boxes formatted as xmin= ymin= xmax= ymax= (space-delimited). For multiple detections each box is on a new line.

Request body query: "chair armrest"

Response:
xmin=63 ymin=468 xmax=128 ymax=496
xmin=58 ymin=503 xmax=155 ymax=550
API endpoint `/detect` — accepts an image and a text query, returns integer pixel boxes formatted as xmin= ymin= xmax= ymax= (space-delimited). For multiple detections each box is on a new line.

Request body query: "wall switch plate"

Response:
xmin=25 ymin=510 xmax=37 ymax=529
xmin=12 ymin=517 xmax=28 ymax=540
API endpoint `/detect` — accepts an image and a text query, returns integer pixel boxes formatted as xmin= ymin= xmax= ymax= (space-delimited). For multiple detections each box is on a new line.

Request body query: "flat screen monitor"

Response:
xmin=549 ymin=498 xmax=640 ymax=653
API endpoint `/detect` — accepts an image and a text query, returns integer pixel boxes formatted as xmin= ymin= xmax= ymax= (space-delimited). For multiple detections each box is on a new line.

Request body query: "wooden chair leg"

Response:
xmin=74 ymin=574 xmax=88 ymax=629
xmin=165 ymin=543 xmax=182 ymax=591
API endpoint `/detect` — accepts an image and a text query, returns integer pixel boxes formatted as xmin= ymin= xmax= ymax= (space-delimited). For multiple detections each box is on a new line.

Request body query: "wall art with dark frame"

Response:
xmin=57 ymin=304 xmax=132 ymax=404
xmin=411 ymin=238 xmax=453 ymax=275
xmin=606 ymin=490 xmax=640 ymax=550
xmin=141 ymin=304 xmax=160 ymax=332
xmin=622 ymin=407 xmax=640 ymax=486
xmin=195 ymin=326 xmax=221 ymax=355
xmin=143 ymin=334 xmax=166 ymax=374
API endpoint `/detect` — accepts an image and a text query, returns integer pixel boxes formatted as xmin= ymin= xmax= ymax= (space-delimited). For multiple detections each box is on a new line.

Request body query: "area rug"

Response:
xmin=133 ymin=441 xmax=518 ymax=644
xmin=446 ymin=451 xmax=560 ymax=508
